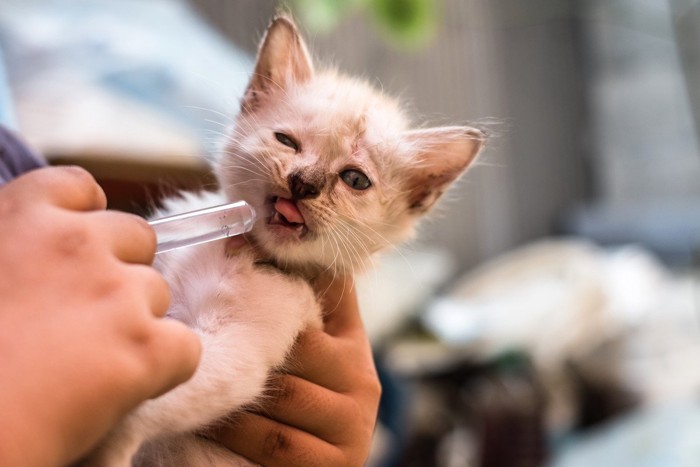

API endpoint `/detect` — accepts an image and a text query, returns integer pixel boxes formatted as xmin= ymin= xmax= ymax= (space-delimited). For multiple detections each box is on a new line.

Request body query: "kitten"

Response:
xmin=83 ymin=15 xmax=484 ymax=466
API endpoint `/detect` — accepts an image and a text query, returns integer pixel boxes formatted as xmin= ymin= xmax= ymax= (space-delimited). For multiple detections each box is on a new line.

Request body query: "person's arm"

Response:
xmin=208 ymin=274 xmax=381 ymax=466
xmin=0 ymin=166 xmax=201 ymax=467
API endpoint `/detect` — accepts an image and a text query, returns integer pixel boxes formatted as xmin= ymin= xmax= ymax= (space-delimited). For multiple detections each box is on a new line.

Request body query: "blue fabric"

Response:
xmin=0 ymin=125 xmax=46 ymax=186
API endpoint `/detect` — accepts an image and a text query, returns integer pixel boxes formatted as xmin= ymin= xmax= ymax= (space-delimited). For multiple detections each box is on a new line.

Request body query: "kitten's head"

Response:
xmin=216 ymin=16 xmax=484 ymax=274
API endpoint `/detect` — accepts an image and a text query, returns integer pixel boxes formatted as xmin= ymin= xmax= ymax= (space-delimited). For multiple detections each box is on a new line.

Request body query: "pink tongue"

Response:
xmin=275 ymin=198 xmax=305 ymax=224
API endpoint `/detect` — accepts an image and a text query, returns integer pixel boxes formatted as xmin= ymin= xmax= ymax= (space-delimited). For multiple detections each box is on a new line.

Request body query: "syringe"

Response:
xmin=148 ymin=201 xmax=257 ymax=254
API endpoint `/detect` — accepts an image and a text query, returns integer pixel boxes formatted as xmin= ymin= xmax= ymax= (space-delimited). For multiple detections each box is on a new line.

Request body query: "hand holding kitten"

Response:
xmin=0 ymin=166 xmax=201 ymax=466
xmin=207 ymin=274 xmax=380 ymax=466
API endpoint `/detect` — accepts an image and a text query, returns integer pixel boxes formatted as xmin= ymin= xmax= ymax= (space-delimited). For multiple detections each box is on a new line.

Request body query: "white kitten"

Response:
xmin=82 ymin=16 xmax=484 ymax=466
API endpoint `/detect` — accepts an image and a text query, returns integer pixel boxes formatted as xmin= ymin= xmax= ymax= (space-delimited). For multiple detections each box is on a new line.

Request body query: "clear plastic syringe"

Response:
xmin=148 ymin=201 xmax=257 ymax=254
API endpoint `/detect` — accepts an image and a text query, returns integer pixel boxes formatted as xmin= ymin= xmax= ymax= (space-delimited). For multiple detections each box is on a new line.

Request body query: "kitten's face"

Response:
xmin=216 ymin=17 xmax=484 ymax=274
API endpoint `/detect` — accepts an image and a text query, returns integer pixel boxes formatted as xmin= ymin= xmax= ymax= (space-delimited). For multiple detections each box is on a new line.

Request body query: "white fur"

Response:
xmin=81 ymin=193 xmax=322 ymax=467
xmin=81 ymin=16 xmax=483 ymax=466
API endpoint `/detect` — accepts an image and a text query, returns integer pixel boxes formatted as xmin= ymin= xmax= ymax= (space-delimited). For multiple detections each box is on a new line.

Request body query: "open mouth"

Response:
xmin=268 ymin=197 xmax=308 ymax=237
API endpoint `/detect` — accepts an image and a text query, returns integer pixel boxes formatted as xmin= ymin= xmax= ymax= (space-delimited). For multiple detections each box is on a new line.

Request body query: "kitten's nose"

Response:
xmin=288 ymin=172 xmax=323 ymax=200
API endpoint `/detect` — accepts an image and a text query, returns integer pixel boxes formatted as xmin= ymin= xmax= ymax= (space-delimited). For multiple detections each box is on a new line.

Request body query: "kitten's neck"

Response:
xmin=245 ymin=238 xmax=338 ymax=283
xmin=256 ymin=257 xmax=324 ymax=283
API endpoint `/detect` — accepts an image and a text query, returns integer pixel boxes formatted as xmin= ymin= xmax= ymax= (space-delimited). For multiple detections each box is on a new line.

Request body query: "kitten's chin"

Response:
xmin=266 ymin=222 xmax=308 ymax=240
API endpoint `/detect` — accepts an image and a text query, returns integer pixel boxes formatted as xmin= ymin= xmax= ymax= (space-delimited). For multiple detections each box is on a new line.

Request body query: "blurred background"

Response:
xmin=3 ymin=0 xmax=700 ymax=465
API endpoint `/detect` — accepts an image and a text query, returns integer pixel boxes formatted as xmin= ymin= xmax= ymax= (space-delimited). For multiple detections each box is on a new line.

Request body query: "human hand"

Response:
xmin=0 ymin=167 xmax=201 ymax=466
xmin=208 ymin=274 xmax=381 ymax=466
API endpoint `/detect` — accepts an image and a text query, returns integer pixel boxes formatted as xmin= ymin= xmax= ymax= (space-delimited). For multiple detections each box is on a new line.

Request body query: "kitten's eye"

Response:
xmin=274 ymin=132 xmax=299 ymax=152
xmin=340 ymin=169 xmax=372 ymax=191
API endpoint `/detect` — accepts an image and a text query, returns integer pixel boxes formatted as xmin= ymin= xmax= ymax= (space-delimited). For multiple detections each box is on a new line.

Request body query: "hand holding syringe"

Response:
xmin=148 ymin=201 xmax=258 ymax=254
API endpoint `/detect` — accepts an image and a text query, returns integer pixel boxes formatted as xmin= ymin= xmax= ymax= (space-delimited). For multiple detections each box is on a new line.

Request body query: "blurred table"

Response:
xmin=49 ymin=149 xmax=216 ymax=215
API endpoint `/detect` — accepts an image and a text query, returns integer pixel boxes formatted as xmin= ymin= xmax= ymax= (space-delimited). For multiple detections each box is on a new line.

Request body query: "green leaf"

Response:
xmin=292 ymin=0 xmax=360 ymax=33
xmin=369 ymin=0 xmax=438 ymax=48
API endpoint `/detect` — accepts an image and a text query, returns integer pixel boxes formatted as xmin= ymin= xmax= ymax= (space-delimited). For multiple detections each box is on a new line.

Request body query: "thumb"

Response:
xmin=313 ymin=274 xmax=364 ymax=338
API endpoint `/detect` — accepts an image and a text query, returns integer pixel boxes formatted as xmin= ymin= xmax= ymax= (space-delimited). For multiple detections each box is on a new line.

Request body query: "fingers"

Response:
xmin=207 ymin=274 xmax=380 ymax=467
xmin=91 ymin=211 xmax=157 ymax=265
xmin=207 ymin=412 xmax=344 ymax=467
xmin=0 ymin=167 xmax=155 ymax=266
xmin=126 ymin=264 xmax=170 ymax=317
xmin=309 ymin=274 xmax=376 ymax=389
xmin=116 ymin=266 xmax=198 ymax=398
xmin=260 ymin=375 xmax=356 ymax=444
xmin=287 ymin=329 xmax=377 ymax=394
xmin=313 ymin=273 xmax=364 ymax=339
xmin=5 ymin=166 xmax=107 ymax=211
xmin=287 ymin=330 xmax=350 ymax=390
xmin=145 ymin=318 xmax=202 ymax=399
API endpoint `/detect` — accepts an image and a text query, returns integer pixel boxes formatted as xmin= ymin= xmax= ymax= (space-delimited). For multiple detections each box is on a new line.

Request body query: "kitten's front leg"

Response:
xmin=82 ymin=248 xmax=322 ymax=466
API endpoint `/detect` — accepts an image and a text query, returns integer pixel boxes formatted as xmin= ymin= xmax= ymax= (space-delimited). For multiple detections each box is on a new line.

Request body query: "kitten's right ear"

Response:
xmin=242 ymin=16 xmax=314 ymax=113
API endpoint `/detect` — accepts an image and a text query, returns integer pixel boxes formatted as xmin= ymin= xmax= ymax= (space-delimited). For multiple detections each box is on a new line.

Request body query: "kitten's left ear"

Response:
xmin=402 ymin=126 xmax=485 ymax=214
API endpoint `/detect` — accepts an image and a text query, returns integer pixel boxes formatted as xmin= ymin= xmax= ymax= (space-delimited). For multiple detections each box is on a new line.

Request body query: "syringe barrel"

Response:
xmin=149 ymin=201 xmax=257 ymax=254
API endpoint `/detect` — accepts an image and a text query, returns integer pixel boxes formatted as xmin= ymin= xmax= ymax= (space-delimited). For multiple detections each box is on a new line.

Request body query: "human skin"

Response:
xmin=0 ymin=166 xmax=201 ymax=466
xmin=208 ymin=274 xmax=382 ymax=466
